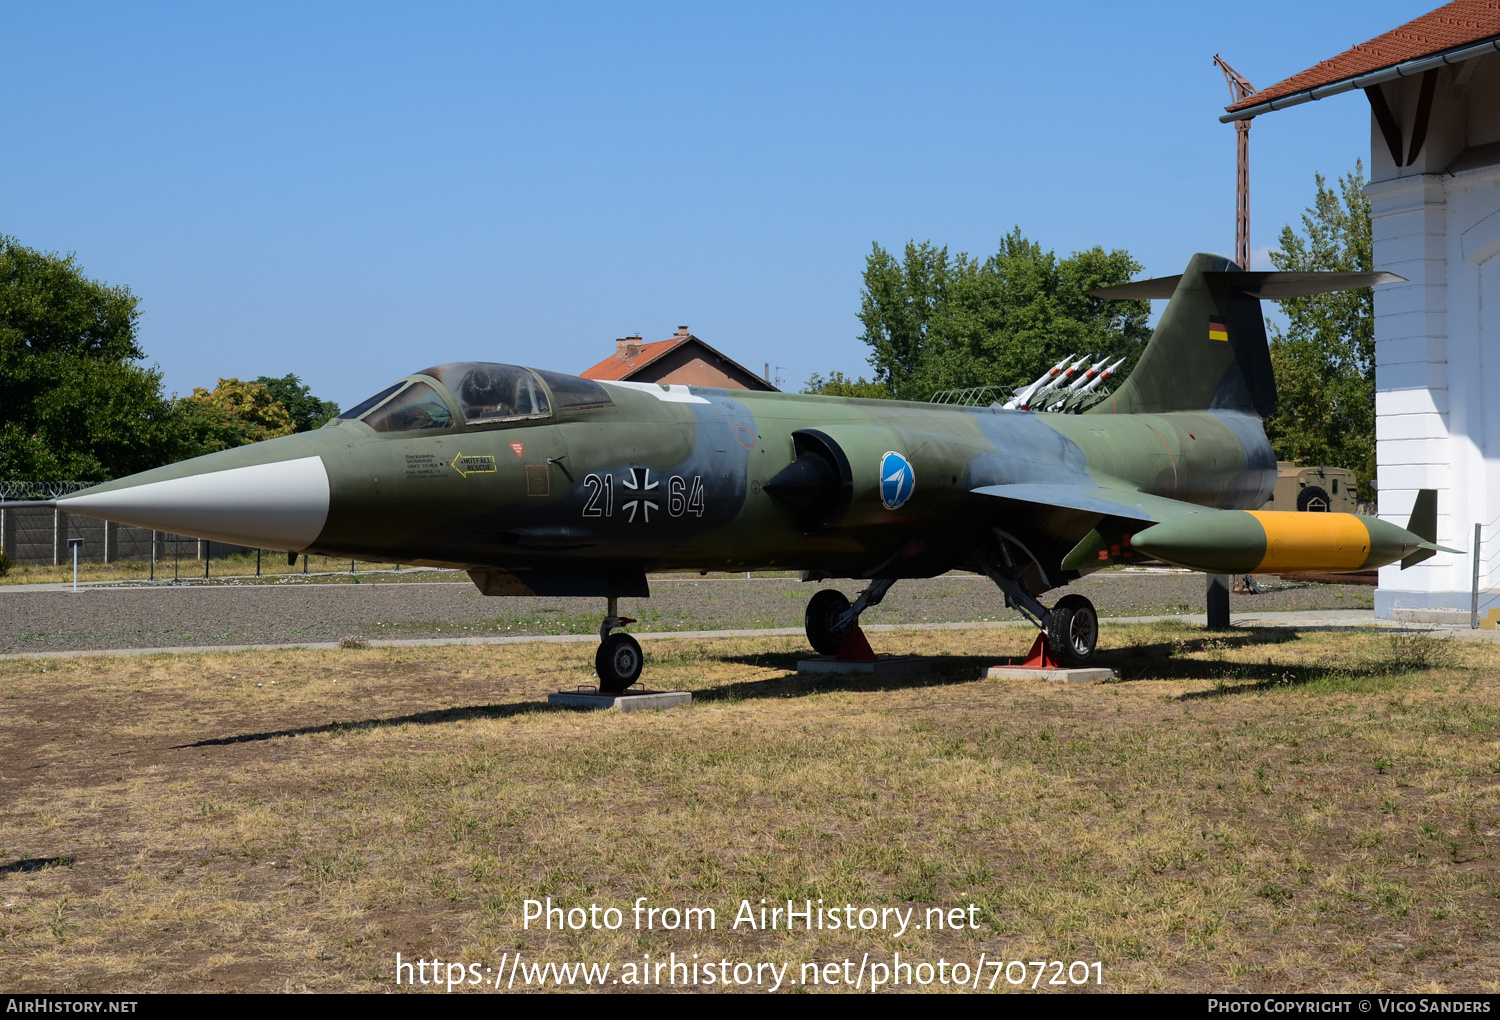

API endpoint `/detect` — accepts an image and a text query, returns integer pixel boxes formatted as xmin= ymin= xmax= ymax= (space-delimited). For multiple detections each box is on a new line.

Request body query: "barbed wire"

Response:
xmin=0 ymin=481 xmax=94 ymax=501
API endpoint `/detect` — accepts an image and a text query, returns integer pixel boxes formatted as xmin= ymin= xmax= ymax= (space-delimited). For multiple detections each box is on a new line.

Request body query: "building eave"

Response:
xmin=1221 ymin=33 xmax=1500 ymax=122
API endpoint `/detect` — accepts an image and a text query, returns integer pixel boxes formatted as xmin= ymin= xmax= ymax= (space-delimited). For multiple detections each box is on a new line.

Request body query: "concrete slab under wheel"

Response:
xmin=547 ymin=690 xmax=692 ymax=711
xmin=985 ymin=665 xmax=1116 ymax=684
xmin=797 ymin=655 xmax=929 ymax=676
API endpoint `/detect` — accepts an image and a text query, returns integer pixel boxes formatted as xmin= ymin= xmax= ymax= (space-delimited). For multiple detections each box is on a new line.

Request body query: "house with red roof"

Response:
xmin=579 ymin=326 xmax=779 ymax=392
xmin=1223 ymin=0 xmax=1500 ymax=621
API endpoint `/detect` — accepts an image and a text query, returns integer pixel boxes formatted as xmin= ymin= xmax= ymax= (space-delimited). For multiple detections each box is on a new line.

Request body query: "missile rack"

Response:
xmin=928 ymin=353 xmax=1125 ymax=413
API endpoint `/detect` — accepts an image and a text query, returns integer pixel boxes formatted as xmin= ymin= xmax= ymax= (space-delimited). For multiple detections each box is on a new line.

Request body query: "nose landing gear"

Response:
xmin=596 ymin=597 xmax=642 ymax=693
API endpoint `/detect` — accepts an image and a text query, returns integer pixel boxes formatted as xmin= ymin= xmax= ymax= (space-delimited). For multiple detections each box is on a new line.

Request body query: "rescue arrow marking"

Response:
xmin=451 ymin=453 xmax=498 ymax=477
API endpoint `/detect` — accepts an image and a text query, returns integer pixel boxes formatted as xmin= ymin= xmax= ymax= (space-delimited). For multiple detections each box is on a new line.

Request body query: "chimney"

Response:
xmin=675 ymin=325 xmax=689 ymax=338
xmin=616 ymin=334 xmax=643 ymax=358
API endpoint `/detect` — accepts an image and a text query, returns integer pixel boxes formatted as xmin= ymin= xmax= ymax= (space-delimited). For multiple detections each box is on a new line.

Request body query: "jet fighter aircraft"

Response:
xmin=17 ymin=254 xmax=1452 ymax=690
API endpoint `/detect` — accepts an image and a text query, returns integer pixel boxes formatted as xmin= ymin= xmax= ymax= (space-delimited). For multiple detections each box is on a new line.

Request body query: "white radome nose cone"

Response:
xmin=59 ymin=456 xmax=331 ymax=551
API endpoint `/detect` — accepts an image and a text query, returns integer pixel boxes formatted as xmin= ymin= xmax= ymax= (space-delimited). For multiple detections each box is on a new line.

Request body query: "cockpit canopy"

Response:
xmin=336 ymin=362 xmax=612 ymax=433
xmin=418 ymin=363 xmax=550 ymax=422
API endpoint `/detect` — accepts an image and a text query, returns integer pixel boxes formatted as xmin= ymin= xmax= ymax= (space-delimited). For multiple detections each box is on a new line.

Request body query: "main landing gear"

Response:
xmin=596 ymin=597 xmax=643 ymax=694
xmin=1046 ymin=593 xmax=1100 ymax=667
xmin=804 ymin=579 xmax=895 ymax=656
xmin=978 ymin=552 xmax=1099 ymax=667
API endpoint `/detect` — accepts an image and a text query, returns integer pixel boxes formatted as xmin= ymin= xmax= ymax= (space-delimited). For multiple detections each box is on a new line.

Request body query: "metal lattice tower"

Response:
xmin=1214 ymin=55 xmax=1257 ymax=270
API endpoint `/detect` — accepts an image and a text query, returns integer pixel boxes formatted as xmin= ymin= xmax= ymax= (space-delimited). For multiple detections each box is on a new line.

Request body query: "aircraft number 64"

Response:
xmin=582 ymin=472 xmax=704 ymax=520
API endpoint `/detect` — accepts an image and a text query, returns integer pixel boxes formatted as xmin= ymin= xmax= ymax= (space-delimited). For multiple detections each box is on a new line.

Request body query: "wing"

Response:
xmin=971 ymin=483 xmax=1219 ymax=572
xmin=969 ymin=483 xmax=1213 ymax=523
xmin=1087 ymin=270 xmax=1404 ymax=301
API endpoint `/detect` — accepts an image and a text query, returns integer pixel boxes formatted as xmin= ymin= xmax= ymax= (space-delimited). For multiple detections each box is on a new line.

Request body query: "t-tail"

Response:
xmin=1086 ymin=253 xmax=1403 ymax=418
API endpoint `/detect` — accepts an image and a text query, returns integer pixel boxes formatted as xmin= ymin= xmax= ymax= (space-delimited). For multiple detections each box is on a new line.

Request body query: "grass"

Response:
xmin=0 ymin=623 xmax=1497 ymax=992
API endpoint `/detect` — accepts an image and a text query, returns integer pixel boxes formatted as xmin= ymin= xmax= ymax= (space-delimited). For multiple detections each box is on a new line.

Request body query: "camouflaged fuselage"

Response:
xmin=267 ymin=380 xmax=1276 ymax=588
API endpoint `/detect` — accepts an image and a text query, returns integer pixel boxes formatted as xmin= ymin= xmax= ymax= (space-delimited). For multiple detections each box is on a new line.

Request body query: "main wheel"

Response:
xmin=595 ymin=632 xmax=644 ymax=693
xmin=804 ymin=589 xmax=852 ymax=656
xmin=1047 ymin=593 xmax=1099 ymax=667
xmin=1296 ymin=485 xmax=1330 ymax=512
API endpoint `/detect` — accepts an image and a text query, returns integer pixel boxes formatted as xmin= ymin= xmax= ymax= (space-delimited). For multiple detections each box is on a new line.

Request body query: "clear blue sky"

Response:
xmin=2 ymin=1 xmax=1434 ymax=406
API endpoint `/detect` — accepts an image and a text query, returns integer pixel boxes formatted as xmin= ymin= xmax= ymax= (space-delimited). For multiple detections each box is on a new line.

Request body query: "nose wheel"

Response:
xmin=597 ymin=596 xmax=642 ymax=693
xmin=596 ymin=632 xmax=643 ymax=692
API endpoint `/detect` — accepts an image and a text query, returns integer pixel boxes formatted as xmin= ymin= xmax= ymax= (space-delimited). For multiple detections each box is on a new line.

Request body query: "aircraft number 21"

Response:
xmin=582 ymin=473 xmax=704 ymax=520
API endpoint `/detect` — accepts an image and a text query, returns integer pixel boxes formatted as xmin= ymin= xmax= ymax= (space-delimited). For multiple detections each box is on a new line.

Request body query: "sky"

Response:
xmin=1 ymin=1 xmax=1436 ymax=406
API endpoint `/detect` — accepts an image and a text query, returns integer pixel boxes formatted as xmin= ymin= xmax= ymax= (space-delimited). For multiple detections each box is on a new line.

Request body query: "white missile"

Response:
xmin=1078 ymin=356 xmax=1126 ymax=393
xmin=1048 ymin=357 xmax=1125 ymax=412
xmin=1003 ymin=354 xmax=1074 ymax=409
xmin=1023 ymin=355 xmax=1090 ymax=409
xmin=1063 ymin=356 xmax=1111 ymax=393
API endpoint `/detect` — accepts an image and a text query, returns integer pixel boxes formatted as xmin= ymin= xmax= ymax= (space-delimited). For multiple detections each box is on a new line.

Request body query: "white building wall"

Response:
xmin=1371 ymin=54 xmax=1500 ymax=616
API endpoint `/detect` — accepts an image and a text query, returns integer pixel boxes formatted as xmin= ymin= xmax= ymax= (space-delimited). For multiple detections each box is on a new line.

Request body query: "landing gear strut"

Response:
xmin=977 ymin=551 xmax=1099 ymax=667
xmin=596 ymin=596 xmax=642 ymax=693
xmin=804 ymin=579 xmax=895 ymax=656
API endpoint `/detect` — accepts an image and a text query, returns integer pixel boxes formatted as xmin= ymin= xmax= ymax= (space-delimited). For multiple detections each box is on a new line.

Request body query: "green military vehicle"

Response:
xmin=1263 ymin=462 xmax=1359 ymax=514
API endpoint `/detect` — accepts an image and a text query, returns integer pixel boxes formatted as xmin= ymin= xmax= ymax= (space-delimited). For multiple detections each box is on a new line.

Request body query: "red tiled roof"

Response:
xmin=1228 ymin=0 xmax=1500 ymax=112
xmin=579 ymin=337 xmax=687 ymax=382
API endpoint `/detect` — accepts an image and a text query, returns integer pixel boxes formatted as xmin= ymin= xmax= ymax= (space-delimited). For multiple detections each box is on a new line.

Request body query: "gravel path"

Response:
xmin=0 ymin=571 xmax=1371 ymax=655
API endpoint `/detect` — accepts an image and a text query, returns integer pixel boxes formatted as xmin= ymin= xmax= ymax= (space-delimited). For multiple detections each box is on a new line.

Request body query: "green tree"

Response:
xmin=0 ymin=235 xmax=187 ymax=480
xmin=255 ymin=373 xmax=340 ymax=432
xmin=802 ymin=371 xmax=891 ymax=399
xmin=176 ymin=378 xmax=298 ymax=453
xmin=851 ymin=229 xmax=1150 ymax=401
xmin=1265 ymin=160 xmax=1376 ymax=500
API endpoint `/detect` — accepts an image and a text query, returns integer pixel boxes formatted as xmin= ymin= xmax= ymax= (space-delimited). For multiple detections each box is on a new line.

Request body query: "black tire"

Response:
xmin=1047 ymin=593 xmax=1099 ymax=667
xmin=1296 ymin=485 xmax=1330 ymax=512
xmin=595 ymin=633 xmax=643 ymax=693
xmin=804 ymin=589 xmax=852 ymax=656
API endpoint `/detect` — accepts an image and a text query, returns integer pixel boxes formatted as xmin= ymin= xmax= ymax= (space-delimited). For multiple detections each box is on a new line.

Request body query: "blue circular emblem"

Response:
xmin=879 ymin=451 xmax=916 ymax=509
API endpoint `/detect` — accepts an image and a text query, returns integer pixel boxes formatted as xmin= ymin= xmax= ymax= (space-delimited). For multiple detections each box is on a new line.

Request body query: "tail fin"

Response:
xmin=1085 ymin=253 xmax=1402 ymax=418
xmin=1401 ymin=488 xmax=1438 ymax=569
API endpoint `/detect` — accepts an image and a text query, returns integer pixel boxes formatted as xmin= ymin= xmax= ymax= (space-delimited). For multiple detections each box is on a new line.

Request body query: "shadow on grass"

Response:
xmin=697 ymin=628 xmax=1309 ymax=702
xmin=1 ymin=856 xmax=72 ymax=874
xmin=174 ymin=701 xmax=552 ymax=747
xmin=709 ymin=628 xmax=1452 ymax=701
xmin=1151 ymin=630 xmax=1454 ymax=699
xmin=696 ymin=651 xmax=998 ymax=701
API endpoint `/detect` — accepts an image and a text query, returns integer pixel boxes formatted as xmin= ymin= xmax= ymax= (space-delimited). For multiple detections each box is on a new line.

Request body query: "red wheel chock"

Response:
xmin=1012 ymin=631 xmax=1061 ymax=669
xmin=834 ymin=623 xmax=878 ymax=662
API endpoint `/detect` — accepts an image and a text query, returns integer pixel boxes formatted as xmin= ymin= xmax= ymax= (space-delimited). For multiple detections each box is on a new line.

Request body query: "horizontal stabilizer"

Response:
xmin=1086 ymin=275 xmax=1182 ymax=300
xmin=1088 ymin=270 xmax=1405 ymax=301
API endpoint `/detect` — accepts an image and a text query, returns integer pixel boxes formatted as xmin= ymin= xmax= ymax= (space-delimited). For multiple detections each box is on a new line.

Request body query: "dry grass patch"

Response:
xmin=0 ymin=623 xmax=1497 ymax=993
